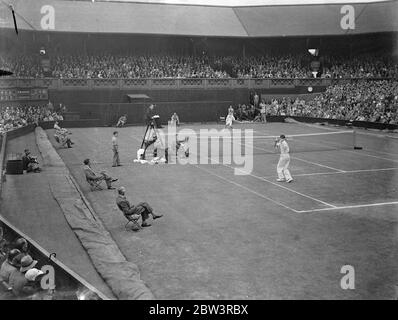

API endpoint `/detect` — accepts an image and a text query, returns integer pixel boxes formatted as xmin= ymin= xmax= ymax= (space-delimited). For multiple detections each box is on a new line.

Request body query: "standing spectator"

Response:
xmin=259 ymin=100 xmax=267 ymax=123
xmin=112 ymin=131 xmax=121 ymax=167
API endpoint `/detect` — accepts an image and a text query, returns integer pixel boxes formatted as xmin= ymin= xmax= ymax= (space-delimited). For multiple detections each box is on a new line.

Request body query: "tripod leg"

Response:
xmin=140 ymin=124 xmax=151 ymax=149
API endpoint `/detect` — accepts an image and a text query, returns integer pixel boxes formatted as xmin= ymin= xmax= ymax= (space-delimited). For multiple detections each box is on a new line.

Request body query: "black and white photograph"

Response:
xmin=0 ymin=0 xmax=397 ymax=307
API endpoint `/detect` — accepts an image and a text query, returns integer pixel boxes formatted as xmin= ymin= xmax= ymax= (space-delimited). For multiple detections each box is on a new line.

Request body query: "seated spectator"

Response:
xmin=23 ymin=268 xmax=46 ymax=299
xmin=116 ymin=186 xmax=163 ymax=228
xmin=54 ymin=121 xmax=73 ymax=148
xmin=13 ymin=238 xmax=29 ymax=256
xmin=8 ymin=254 xmax=38 ymax=297
xmin=83 ymin=158 xmax=118 ymax=190
xmin=0 ymin=249 xmax=21 ymax=283
xmin=22 ymin=149 xmax=41 ymax=173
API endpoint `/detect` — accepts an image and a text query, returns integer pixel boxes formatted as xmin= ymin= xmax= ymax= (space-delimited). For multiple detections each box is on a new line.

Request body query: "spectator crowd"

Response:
xmin=1 ymin=236 xmax=50 ymax=299
xmin=0 ymin=103 xmax=65 ymax=134
xmin=1 ymin=52 xmax=397 ymax=79
xmin=233 ymin=81 xmax=398 ymax=124
xmin=0 ymin=233 xmax=83 ymax=299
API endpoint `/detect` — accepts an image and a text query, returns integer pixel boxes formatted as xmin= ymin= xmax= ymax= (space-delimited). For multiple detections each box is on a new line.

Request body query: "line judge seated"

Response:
xmin=54 ymin=121 xmax=74 ymax=148
xmin=116 ymin=186 xmax=163 ymax=228
xmin=83 ymin=158 xmax=118 ymax=190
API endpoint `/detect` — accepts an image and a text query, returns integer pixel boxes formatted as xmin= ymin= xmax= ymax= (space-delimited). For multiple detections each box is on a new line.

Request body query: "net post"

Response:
xmin=353 ymin=130 xmax=356 ymax=149
xmin=353 ymin=130 xmax=363 ymax=150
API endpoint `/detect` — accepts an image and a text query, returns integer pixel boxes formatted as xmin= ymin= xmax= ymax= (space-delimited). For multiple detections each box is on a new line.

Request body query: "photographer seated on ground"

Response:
xmin=83 ymin=158 xmax=118 ymax=190
xmin=116 ymin=186 xmax=163 ymax=228
xmin=22 ymin=149 xmax=41 ymax=173
xmin=116 ymin=114 xmax=127 ymax=127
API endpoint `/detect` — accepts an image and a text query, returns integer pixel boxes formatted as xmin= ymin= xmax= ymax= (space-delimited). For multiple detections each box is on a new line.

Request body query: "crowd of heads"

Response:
xmin=2 ymin=52 xmax=397 ymax=79
xmin=234 ymin=81 xmax=397 ymax=124
xmin=0 ymin=236 xmax=48 ymax=299
xmin=0 ymin=103 xmax=65 ymax=134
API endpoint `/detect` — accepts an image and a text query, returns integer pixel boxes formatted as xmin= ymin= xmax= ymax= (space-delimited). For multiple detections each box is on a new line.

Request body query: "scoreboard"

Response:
xmin=0 ymin=87 xmax=48 ymax=102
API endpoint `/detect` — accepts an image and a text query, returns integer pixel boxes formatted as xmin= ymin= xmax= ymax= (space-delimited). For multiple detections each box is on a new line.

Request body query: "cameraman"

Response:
xmin=145 ymin=104 xmax=162 ymax=128
xmin=22 ymin=149 xmax=41 ymax=173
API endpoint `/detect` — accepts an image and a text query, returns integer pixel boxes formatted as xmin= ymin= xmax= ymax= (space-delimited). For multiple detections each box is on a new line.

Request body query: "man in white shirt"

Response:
xmin=112 ymin=131 xmax=121 ymax=167
xmin=170 ymin=113 xmax=180 ymax=126
xmin=274 ymin=134 xmax=293 ymax=183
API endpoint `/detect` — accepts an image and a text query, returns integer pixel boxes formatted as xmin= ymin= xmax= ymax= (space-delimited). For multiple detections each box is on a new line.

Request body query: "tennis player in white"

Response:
xmin=225 ymin=110 xmax=235 ymax=128
xmin=275 ymin=134 xmax=293 ymax=183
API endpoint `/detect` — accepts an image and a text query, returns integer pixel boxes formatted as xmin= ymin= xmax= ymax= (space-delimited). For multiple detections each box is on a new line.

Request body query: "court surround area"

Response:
xmin=48 ymin=122 xmax=398 ymax=299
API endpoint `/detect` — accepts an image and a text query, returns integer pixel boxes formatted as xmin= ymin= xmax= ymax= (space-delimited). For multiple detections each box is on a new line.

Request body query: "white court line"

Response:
xmin=240 ymin=139 xmax=346 ymax=172
xmin=351 ymin=148 xmax=398 ymax=157
xmin=355 ymin=130 xmax=398 ymax=140
xmin=344 ymin=149 xmax=398 ymax=163
xmin=132 ymin=130 xmax=336 ymax=210
xmin=261 ymin=129 xmax=398 ymax=164
xmin=296 ymin=201 xmax=398 ymax=213
xmin=286 ymin=155 xmax=345 ymax=172
xmin=193 ymin=165 xmax=302 ymax=213
xmin=193 ymin=150 xmax=337 ymax=209
xmin=276 ymin=123 xmax=398 ymax=156
xmin=263 ymin=167 xmax=398 ymax=178
xmin=130 ymin=131 xmax=397 ymax=213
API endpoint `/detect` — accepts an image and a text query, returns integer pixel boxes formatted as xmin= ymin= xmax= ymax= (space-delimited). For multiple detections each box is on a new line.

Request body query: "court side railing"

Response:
xmin=0 ymin=77 xmax=396 ymax=90
xmin=0 ymin=127 xmax=110 ymax=300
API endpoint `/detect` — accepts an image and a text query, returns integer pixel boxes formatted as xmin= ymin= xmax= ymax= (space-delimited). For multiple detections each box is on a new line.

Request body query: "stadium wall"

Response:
xmin=48 ymin=86 xmax=327 ymax=125
xmin=48 ymin=88 xmax=249 ymax=124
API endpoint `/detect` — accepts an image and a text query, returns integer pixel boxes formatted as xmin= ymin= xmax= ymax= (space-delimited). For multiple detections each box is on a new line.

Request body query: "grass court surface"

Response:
xmin=48 ymin=122 xmax=398 ymax=299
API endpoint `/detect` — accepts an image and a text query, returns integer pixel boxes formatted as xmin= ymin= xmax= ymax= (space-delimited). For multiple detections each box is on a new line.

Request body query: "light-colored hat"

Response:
xmin=25 ymin=268 xmax=44 ymax=281
xmin=20 ymin=255 xmax=38 ymax=272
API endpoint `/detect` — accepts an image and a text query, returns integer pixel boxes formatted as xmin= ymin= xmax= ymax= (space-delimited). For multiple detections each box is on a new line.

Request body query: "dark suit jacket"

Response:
xmin=83 ymin=165 xmax=98 ymax=181
xmin=116 ymin=194 xmax=146 ymax=216
xmin=145 ymin=107 xmax=155 ymax=125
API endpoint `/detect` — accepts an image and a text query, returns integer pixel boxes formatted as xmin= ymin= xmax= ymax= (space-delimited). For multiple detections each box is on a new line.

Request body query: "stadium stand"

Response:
xmin=1 ymin=52 xmax=397 ymax=79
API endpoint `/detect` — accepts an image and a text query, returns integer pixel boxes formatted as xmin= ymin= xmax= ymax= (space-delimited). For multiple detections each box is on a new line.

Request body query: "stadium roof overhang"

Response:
xmin=0 ymin=0 xmax=397 ymax=37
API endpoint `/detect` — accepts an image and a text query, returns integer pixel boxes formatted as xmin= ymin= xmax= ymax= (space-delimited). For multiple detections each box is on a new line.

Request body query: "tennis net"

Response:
xmin=174 ymin=129 xmax=360 ymax=156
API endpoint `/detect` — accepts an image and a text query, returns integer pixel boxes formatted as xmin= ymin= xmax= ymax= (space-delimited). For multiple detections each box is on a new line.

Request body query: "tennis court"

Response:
xmin=49 ymin=122 xmax=398 ymax=299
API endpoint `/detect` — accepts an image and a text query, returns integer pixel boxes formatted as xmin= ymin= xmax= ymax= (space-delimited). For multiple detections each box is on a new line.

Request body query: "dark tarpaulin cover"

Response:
xmin=35 ymin=127 xmax=154 ymax=300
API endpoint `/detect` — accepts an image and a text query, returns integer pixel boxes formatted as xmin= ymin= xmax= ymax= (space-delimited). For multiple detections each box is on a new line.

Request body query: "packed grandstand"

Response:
xmin=1 ymin=49 xmax=397 ymax=133
xmin=1 ymin=52 xmax=397 ymax=79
